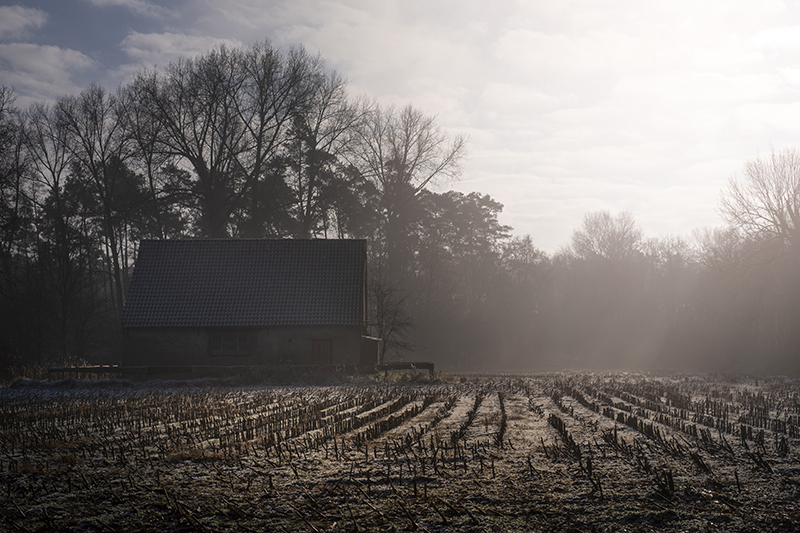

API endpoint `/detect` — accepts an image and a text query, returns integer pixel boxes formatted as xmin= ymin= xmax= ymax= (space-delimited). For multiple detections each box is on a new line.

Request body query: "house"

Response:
xmin=120 ymin=238 xmax=379 ymax=369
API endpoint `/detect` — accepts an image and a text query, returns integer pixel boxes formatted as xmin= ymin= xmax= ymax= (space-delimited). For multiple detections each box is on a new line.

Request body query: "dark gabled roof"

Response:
xmin=121 ymin=239 xmax=366 ymax=328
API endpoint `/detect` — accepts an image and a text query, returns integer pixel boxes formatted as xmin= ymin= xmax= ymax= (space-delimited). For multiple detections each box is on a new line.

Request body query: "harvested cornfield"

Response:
xmin=1 ymin=373 xmax=800 ymax=531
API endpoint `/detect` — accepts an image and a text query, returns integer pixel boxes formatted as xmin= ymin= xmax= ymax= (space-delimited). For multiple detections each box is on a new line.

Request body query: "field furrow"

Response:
xmin=2 ymin=373 xmax=799 ymax=532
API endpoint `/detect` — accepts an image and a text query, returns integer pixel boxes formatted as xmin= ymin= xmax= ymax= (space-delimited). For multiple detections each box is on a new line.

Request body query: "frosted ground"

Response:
xmin=1 ymin=373 xmax=799 ymax=531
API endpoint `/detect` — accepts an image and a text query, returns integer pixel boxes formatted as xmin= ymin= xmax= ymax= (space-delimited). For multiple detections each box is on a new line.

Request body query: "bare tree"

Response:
xmin=57 ymin=84 xmax=131 ymax=320
xmin=0 ymin=87 xmax=32 ymax=366
xmin=718 ymin=148 xmax=800 ymax=369
xmin=0 ymin=87 xmax=29 ymax=258
xmin=369 ymin=275 xmax=413 ymax=362
xmin=24 ymin=102 xmax=73 ymax=220
xmin=352 ymin=104 xmax=466 ymax=278
xmin=283 ymin=72 xmax=367 ymax=238
xmin=131 ymin=41 xmax=325 ymax=238
xmin=693 ymin=226 xmax=744 ymax=272
xmin=22 ymin=101 xmax=93 ymax=362
xmin=354 ymin=105 xmax=466 ymax=194
xmin=554 ymin=211 xmax=647 ymax=366
xmin=721 ymin=147 xmax=800 ymax=248
xmin=118 ymin=80 xmax=173 ymax=239
xmin=568 ymin=210 xmax=643 ymax=261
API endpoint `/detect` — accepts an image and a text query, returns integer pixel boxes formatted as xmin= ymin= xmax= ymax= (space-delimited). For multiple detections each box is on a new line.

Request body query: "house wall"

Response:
xmin=122 ymin=325 xmax=364 ymax=367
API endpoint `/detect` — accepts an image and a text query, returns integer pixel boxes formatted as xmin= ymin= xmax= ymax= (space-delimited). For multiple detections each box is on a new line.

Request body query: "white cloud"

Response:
xmin=455 ymin=168 xmax=726 ymax=252
xmin=120 ymin=32 xmax=242 ymax=65
xmin=0 ymin=43 xmax=96 ymax=105
xmin=6 ymin=0 xmax=800 ymax=250
xmin=0 ymin=5 xmax=47 ymax=40
xmin=82 ymin=0 xmax=174 ymax=19
xmin=190 ymin=0 xmax=486 ymax=102
xmin=481 ymin=83 xmax=564 ymax=118
xmin=734 ymin=102 xmax=800 ymax=137
xmin=748 ymin=25 xmax=800 ymax=50
xmin=114 ymin=32 xmax=243 ymax=80
xmin=494 ymin=28 xmax=643 ymax=77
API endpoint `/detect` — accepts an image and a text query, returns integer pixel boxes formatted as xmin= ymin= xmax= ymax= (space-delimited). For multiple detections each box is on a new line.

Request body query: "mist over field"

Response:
xmin=2 ymin=4 xmax=800 ymax=376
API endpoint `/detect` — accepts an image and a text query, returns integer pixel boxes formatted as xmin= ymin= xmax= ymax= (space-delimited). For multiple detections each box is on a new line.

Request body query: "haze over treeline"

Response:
xmin=1 ymin=40 xmax=798 ymax=375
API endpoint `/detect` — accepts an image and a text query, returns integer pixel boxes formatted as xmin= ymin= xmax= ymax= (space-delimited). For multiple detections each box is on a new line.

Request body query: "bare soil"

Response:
xmin=1 ymin=373 xmax=800 ymax=532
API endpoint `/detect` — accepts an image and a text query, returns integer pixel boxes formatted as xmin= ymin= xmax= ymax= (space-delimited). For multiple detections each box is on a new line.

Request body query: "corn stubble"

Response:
xmin=1 ymin=373 xmax=799 ymax=531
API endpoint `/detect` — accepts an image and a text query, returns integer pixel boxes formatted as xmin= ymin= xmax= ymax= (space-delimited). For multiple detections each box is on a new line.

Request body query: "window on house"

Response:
xmin=209 ymin=330 xmax=256 ymax=356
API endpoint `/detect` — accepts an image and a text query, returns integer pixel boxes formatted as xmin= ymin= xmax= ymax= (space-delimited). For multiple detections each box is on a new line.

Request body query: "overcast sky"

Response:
xmin=3 ymin=0 xmax=800 ymax=251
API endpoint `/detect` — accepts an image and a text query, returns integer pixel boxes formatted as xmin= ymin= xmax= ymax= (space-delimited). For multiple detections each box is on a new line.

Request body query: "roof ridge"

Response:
xmin=138 ymin=237 xmax=367 ymax=242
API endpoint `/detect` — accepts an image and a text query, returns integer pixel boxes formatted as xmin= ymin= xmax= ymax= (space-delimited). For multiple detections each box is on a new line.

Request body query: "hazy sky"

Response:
xmin=3 ymin=0 xmax=800 ymax=251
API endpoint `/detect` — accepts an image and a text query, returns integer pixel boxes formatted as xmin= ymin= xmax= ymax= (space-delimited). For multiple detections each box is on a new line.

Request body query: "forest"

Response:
xmin=1 ymin=39 xmax=799 ymax=376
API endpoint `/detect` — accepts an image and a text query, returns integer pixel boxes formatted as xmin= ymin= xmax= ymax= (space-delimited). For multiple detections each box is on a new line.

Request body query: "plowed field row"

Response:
xmin=1 ymin=373 xmax=799 ymax=532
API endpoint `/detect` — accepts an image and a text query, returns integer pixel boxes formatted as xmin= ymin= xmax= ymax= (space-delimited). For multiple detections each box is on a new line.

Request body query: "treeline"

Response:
xmin=1 ymin=40 xmax=798 ymax=374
